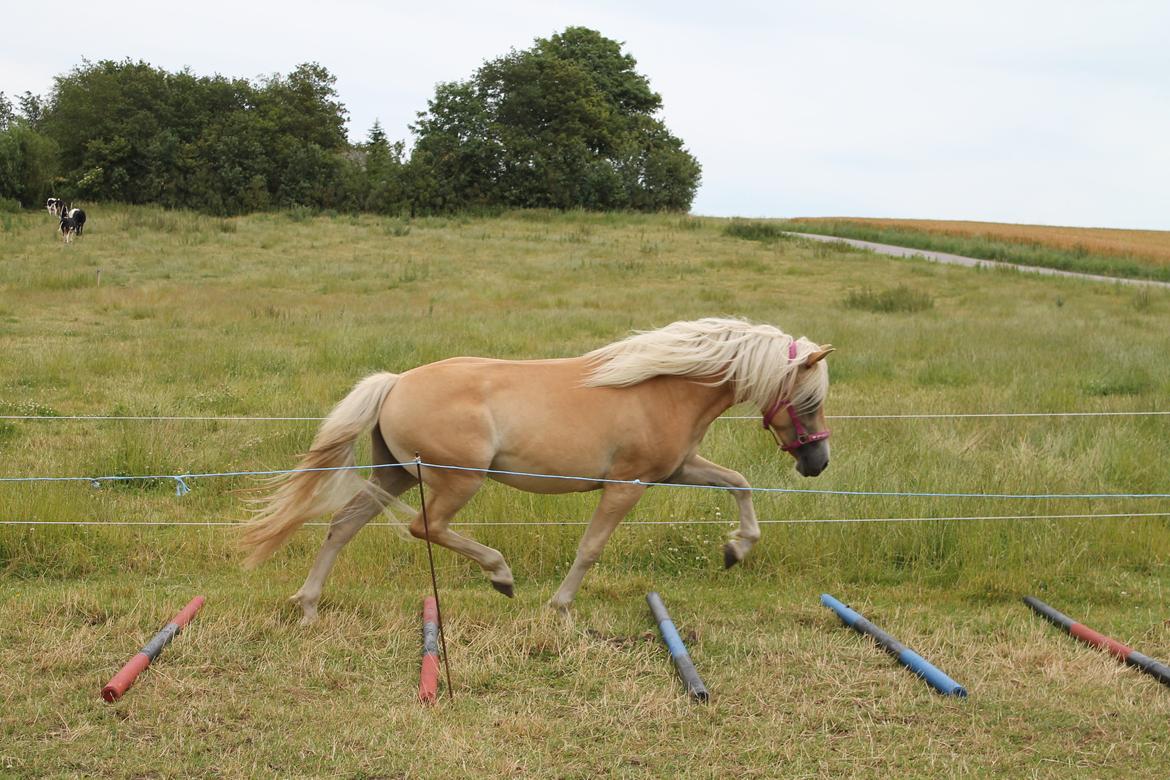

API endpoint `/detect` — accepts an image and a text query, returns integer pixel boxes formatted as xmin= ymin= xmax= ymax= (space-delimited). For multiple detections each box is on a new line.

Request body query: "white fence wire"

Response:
xmin=2 ymin=409 xmax=1166 ymax=528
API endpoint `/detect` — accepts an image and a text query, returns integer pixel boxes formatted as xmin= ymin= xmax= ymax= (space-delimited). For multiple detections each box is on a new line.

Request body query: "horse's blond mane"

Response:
xmin=583 ymin=317 xmax=829 ymax=412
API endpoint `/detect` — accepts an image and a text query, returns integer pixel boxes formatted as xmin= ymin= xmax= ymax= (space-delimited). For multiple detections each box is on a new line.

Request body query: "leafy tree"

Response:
xmin=258 ymin=63 xmax=348 ymax=152
xmin=0 ymin=91 xmax=59 ymax=206
xmin=41 ymin=60 xmax=168 ymax=201
xmin=16 ymin=41 xmax=701 ymax=216
xmin=0 ymin=92 xmax=14 ymax=130
xmin=410 ymin=26 xmax=701 ymax=212
xmin=255 ymin=63 xmax=349 ymax=208
xmin=0 ymin=125 xmax=59 ymax=207
xmin=17 ymin=92 xmax=45 ymax=127
xmin=187 ymin=108 xmax=271 ymax=214
xmin=38 ymin=59 xmax=355 ymax=213
xmin=361 ymin=119 xmax=408 ymax=214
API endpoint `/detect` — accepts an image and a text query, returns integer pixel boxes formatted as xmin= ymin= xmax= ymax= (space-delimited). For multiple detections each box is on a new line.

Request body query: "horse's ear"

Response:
xmin=803 ymin=345 xmax=835 ymax=367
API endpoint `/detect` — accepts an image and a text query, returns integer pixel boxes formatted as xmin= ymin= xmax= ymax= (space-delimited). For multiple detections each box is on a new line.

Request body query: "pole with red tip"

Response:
xmin=102 ymin=596 xmax=205 ymax=702
xmin=1025 ymin=596 xmax=1170 ymax=688
xmin=419 ymin=596 xmax=441 ymax=704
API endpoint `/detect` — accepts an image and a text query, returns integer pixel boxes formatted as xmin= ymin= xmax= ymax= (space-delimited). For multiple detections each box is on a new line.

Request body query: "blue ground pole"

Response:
xmin=820 ymin=593 xmax=967 ymax=697
xmin=647 ymin=592 xmax=709 ymax=702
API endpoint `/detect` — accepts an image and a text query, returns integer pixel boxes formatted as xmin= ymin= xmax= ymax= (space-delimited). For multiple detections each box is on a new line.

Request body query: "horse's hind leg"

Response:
xmin=409 ymin=472 xmax=515 ymax=597
xmin=291 ymin=465 xmax=415 ymax=625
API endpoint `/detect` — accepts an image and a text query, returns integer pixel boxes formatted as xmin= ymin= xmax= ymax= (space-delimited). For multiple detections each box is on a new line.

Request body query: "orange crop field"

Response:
xmin=794 ymin=217 xmax=1170 ymax=267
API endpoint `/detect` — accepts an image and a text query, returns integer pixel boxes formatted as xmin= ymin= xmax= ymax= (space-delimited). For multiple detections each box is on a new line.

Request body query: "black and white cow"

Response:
xmin=67 ymin=206 xmax=86 ymax=236
xmin=46 ymin=198 xmax=64 ymax=217
xmin=59 ymin=211 xmax=79 ymax=243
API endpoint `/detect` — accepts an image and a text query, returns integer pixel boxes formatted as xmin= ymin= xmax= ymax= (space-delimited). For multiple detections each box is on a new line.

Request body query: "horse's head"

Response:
xmin=762 ymin=344 xmax=834 ymax=477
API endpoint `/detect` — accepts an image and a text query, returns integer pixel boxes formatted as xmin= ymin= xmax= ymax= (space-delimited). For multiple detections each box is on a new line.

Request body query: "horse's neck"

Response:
xmin=661 ymin=376 xmax=739 ymax=431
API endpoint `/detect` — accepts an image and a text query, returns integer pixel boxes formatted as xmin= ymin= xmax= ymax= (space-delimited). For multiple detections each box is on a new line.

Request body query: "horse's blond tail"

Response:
xmin=240 ymin=372 xmax=399 ymax=568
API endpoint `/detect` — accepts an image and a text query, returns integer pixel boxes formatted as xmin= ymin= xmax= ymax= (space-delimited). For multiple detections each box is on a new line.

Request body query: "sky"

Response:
xmin=4 ymin=0 xmax=1168 ymax=229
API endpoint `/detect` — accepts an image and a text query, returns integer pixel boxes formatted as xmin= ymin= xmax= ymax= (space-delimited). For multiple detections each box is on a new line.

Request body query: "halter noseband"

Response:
xmin=762 ymin=340 xmax=831 ymax=453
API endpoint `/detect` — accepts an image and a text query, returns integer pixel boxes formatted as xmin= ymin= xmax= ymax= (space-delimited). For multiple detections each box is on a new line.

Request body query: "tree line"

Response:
xmin=0 ymin=27 xmax=701 ymax=216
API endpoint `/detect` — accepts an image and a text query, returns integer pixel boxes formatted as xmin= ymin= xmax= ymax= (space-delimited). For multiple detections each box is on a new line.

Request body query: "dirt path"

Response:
xmin=784 ymin=232 xmax=1170 ymax=289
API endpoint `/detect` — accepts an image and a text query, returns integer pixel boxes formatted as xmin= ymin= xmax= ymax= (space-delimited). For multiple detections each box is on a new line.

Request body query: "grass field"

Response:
xmin=780 ymin=217 xmax=1170 ymax=283
xmin=2 ymin=206 xmax=1170 ymax=777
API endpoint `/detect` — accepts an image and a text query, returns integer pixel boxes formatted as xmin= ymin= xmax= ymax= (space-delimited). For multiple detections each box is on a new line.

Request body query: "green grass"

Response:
xmin=844 ymin=284 xmax=935 ymax=313
xmin=2 ymin=205 xmax=1170 ymax=777
xmin=777 ymin=219 xmax=1170 ymax=283
xmin=721 ymin=219 xmax=793 ymax=243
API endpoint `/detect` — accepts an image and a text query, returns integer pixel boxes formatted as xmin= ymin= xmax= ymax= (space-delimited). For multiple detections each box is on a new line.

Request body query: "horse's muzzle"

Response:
xmin=794 ymin=442 xmax=829 ymax=477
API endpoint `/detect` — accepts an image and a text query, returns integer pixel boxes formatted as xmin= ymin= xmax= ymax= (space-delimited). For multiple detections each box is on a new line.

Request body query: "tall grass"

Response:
xmin=721 ymin=219 xmax=792 ymax=242
xmin=843 ymin=284 xmax=934 ymax=313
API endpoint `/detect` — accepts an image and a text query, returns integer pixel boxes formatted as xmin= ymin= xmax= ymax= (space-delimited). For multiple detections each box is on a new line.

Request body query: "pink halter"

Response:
xmin=762 ymin=340 xmax=831 ymax=452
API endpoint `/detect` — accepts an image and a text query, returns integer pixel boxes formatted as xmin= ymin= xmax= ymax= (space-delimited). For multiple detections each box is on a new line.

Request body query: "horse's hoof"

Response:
xmin=547 ymin=601 xmax=573 ymax=624
xmin=491 ymin=581 xmax=515 ymax=598
xmin=723 ymin=543 xmax=740 ymax=569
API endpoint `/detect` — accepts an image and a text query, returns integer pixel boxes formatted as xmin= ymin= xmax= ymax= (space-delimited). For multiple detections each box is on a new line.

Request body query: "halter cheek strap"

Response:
xmin=762 ymin=340 xmax=831 ymax=452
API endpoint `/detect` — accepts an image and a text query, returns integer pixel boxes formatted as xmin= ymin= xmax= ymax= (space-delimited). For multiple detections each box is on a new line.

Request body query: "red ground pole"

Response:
xmin=419 ymin=596 xmax=440 ymax=704
xmin=1024 ymin=596 xmax=1170 ymax=689
xmin=102 ymin=596 xmax=205 ymax=702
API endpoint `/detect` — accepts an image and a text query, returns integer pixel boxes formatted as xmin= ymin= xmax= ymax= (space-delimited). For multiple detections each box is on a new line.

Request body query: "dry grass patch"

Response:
xmin=794 ymin=217 xmax=1170 ymax=267
xmin=4 ymin=572 xmax=1170 ymax=778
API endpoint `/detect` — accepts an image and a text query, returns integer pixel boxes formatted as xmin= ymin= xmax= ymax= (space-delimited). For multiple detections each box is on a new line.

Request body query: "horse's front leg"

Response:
xmin=667 ymin=455 xmax=759 ymax=568
xmin=549 ymin=482 xmax=647 ymax=611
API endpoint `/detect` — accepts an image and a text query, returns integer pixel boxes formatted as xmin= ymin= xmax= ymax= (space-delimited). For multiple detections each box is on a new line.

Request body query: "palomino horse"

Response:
xmin=241 ymin=318 xmax=833 ymax=622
